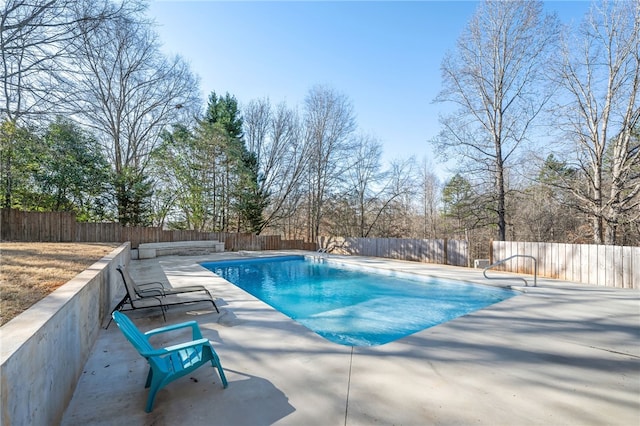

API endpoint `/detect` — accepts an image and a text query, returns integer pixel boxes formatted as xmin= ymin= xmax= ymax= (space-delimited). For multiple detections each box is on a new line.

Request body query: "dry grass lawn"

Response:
xmin=0 ymin=242 xmax=119 ymax=326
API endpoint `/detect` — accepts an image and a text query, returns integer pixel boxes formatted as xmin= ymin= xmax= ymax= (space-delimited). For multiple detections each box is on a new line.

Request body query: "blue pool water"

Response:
xmin=201 ymin=256 xmax=517 ymax=346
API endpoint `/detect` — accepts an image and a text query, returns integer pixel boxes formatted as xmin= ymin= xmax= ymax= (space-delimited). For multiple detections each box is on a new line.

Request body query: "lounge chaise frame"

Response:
xmin=107 ymin=264 xmax=219 ymax=328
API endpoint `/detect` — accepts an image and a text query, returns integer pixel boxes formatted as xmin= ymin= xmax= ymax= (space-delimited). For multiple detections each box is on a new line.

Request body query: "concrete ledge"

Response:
xmin=0 ymin=243 xmax=130 ymax=426
xmin=138 ymin=240 xmax=224 ymax=259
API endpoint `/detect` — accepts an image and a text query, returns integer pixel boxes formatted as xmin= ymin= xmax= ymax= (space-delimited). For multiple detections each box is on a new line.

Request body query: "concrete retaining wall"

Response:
xmin=0 ymin=243 xmax=130 ymax=426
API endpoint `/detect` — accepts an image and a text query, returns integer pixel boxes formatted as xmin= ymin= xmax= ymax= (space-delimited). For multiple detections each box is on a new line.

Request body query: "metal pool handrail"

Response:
xmin=483 ymin=255 xmax=537 ymax=287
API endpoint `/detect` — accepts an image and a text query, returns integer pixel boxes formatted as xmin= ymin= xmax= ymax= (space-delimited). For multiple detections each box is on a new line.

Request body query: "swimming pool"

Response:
xmin=201 ymin=255 xmax=517 ymax=346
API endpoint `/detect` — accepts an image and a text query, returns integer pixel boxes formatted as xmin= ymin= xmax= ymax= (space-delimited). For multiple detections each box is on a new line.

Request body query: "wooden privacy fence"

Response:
xmin=318 ymin=236 xmax=469 ymax=267
xmin=0 ymin=209 xmax=316 ymax=251
xmin=492 ymin=241 xmax=639 ymax=289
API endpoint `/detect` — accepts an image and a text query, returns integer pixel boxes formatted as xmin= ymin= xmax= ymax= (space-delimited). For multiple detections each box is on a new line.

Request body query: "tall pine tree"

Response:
xmin=203 ymin=92 xmax=267 ymax=233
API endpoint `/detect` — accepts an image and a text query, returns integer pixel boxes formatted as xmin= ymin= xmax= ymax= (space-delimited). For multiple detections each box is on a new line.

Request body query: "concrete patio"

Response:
xmin=61 ymin=252 xmax=640 ymax=425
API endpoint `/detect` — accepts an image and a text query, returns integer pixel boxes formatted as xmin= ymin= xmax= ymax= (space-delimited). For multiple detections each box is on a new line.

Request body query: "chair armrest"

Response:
xmin=137 ymin=281 xmax=166 ymax=290
xmin=137 ymin=288 xmax=166 ymax=297
xmin=141 ymin=338 xmax=210 ymax=357
xmin=145 ymin=320 xmax=203 ymax=340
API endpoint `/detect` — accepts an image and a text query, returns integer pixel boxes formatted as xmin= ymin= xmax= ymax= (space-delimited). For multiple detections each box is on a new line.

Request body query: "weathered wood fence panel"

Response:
xmin=492 ymin=241 xmax=639 ymax=289
xmin=317 ymin=236 xmax=468 ymax=267
xmin=0 ymin=209 xmax=316 ymax=252
xmin=0 ymin=210 xmax=76 ymax=242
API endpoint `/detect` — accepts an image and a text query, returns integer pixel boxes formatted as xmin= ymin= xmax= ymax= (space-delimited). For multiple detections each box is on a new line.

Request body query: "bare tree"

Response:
xmin=0 ymin=0 xmax=120 ymax=208
xmin=373 ymin=158 xmax=418 ymax=238
xmin=344 ymin=134 xmax=385 ymax=237
xmin=244 ymin=98 xmax=310 ymax=233
xmin=341 ymin=135 xmax=418 ymax=238
xmin=417 ymin=158 xmax=441 ymax=238
xmin=71 ymin=3 xmax=199 ymax=224
xmin=0 ymin=0 xmax=119 ymax=123
xmin=244 ymin=97 xmax=272 ymax=167
xmin=303 ymin=85 xmax=356 ymax=242
xmin=434 ymin=0 xmax=560 ymax=241
xmin=554 ymin=0 xmax=640 ymax=244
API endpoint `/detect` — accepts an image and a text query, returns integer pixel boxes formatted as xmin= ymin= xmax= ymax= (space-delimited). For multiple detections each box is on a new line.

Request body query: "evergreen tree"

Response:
xmin=204 ymin=92 xmax=244 ymax=138
xmin=442 ymin=174 xmax=475 ymax=231
xmin=236 ymin=150 xmax=269 ymax=233
xmin=114 ymin=166 xmax=153 ymax=227
xmin=203 ymin=92 xmax=268 ymax=233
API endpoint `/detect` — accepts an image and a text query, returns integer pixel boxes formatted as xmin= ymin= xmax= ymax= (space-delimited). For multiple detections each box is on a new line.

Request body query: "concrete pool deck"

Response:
xmin=62 ymin=251 xmax=640 ymax=425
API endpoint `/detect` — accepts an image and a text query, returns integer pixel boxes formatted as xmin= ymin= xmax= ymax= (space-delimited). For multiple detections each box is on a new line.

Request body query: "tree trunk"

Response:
xmin=592 ymin=161 xmax=604 ymax=244
xmin=496 ymin=166 xmax=506 ymax=241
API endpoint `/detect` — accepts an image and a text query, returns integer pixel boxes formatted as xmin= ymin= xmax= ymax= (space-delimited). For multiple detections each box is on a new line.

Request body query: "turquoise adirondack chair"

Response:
xmin=111 ymin=311 xmax=228 ymax=412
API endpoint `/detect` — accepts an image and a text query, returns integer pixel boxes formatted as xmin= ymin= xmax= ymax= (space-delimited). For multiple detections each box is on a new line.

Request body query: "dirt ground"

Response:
xmin=0 ymin=242 xmax=119 ymax=326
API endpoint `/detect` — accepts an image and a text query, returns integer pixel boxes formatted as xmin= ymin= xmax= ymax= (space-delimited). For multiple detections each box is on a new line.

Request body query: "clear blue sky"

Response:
xmin=148 ymin=0 xmax=592 ymax=179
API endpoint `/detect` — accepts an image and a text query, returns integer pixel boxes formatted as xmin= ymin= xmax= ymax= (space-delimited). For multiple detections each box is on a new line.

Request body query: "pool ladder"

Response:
xmin=483 ymin=255 xmax=537 ymax=287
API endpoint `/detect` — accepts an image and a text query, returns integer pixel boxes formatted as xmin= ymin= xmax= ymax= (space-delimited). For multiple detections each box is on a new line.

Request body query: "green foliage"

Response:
xmin=115 ymin=166 xmax=153 ymax=226
xmin=442 ymin=174 xmax=473 ymax=216
xmin=152 ymin=92 xmax=270 ymax=232
xmin=536 ymin=154 xmax=578 ymax=206
xmin=205 ymin=91 xmax=268 ymax=232
xmin=235 ymin=151 xmax=270 ymax=233
xmin=0 ymin=120 xmax=42 ymax=209
xmin=204 ymin=92 xmax=244 ymax=139
xmin=441 ymin=173 xmax=487 ymax=235
xmin=37 ymin=117 xmax=112 ymax=217
xmin=538 ymin=154 xmax=575 ymax=186
xmin=154 ymin=123 xmax=222 ymax=230
xmin=0 ymin=118 xmax=113 ymax=220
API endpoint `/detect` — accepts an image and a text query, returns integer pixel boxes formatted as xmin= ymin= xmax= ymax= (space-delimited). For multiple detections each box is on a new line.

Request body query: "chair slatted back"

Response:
xmin=112 ymin=311 xmax=155 ymax=355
